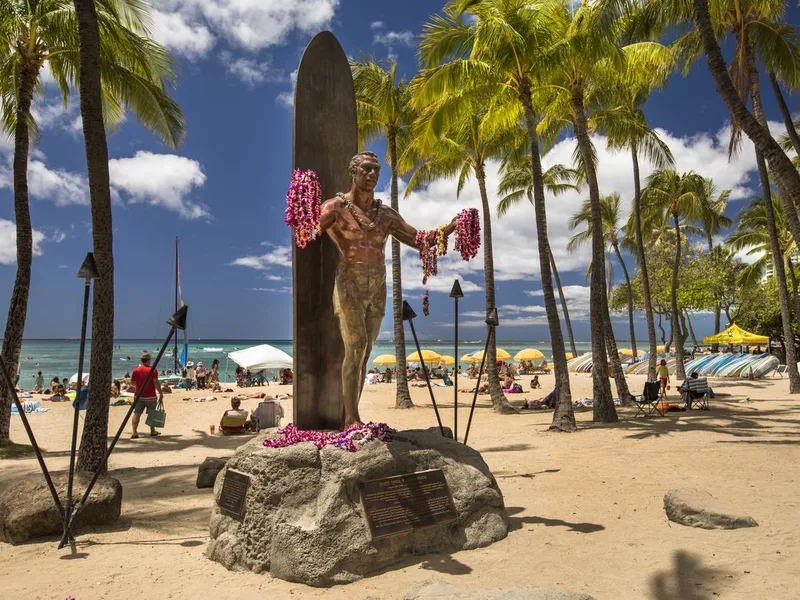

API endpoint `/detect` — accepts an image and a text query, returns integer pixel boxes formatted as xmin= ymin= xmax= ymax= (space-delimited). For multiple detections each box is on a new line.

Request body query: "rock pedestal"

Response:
xmin=0 ymin=473 xmax=122 ymax=544
xmin=206 ymin=428 xmax=508 ymax=586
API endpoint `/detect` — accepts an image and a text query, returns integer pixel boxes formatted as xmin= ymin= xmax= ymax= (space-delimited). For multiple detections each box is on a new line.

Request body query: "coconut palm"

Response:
xmin=0 ymin=0 xmax=185 ymax=448
xmin=497 ymin=160 xmax=581 ymax=358
xmin=641 ymin=169 xmax=707 ymax=379
xmin=401 ymin=100 xmax=520 ymax=414
xmin=568 ymin=193 xmax=638 ymax=361
xmin=350 ymin=57 xmax=416 ymax=409
xmin=697 ymin=178 xmax=733 ymax=346
xmin=601 ymin=84 xmax=674 ymax=380
xmin=769 ymin=71 xmax=800 ymax=159
xmin=415 ymin=0 xmax=578 ymax=430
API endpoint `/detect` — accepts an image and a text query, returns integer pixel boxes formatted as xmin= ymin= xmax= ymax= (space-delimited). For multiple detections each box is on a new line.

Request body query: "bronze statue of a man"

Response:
xmin=320 ymin=151 xmax=455 ymax=428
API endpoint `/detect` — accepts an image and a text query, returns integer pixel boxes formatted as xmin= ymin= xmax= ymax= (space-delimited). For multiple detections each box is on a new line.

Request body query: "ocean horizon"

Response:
xmin=14 ymin=337 xmax=652 ymax=385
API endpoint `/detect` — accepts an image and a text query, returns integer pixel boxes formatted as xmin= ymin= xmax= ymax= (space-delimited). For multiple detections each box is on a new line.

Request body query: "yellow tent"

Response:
xmin=703 ymin=323 xmax=769 ymax=345
xmin=514 ymin=348 xmax=544 ymax=361
xmin=470 ymin=348 xmax=512 ymax=361
xmin=407 ymin=350 xmax=441 ymax=364
xmin=373 ymin=354 xmax=396 ymax=366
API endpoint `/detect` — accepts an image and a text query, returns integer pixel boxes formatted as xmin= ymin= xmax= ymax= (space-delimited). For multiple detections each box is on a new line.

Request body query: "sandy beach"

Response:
xmin=1 ymin=372 xmax=798 ymax=599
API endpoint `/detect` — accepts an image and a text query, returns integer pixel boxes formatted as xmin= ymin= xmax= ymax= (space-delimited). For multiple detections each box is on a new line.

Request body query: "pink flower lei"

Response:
xmin=263 ymin=422 xmax=395 ymax=453
xmin=454 ymin=208 xmax=480 ymax=260
xmin=285 ymin=169 xmax=322 ymax=249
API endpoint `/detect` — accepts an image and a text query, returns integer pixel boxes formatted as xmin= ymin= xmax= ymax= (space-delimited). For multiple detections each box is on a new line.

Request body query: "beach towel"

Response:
xmin=11 ymin=401 xmax=48 ymax=414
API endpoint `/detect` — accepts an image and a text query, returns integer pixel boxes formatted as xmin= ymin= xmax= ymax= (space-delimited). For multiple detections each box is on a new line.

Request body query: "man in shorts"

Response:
xmin=657 ymin=358 xmax=670 ymax=397
xmin=131 ymin=351 xmax=163 ymax=439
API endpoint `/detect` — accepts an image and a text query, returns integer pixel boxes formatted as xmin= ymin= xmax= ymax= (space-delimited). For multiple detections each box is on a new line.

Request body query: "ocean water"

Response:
xmin=15 ymin=338 xmax=649 ymax=386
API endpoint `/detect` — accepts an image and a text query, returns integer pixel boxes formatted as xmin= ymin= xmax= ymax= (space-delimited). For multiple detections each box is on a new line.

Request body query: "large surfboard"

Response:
xmin=291 ymin=31 xmax=357 ymax=430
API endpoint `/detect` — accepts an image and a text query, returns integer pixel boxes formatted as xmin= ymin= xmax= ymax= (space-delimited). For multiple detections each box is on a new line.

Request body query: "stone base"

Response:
xmin=0 ymin=473 xmax=122 ymax=544
xmin=664 ymin=488 xmax=759 ymax=530
xmin=206 ymin=427 xmax=508 ymax=586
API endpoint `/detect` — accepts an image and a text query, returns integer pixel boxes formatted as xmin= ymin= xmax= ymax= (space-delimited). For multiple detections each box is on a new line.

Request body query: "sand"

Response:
xmin=1 ymin=372 xmax=799 ymax=599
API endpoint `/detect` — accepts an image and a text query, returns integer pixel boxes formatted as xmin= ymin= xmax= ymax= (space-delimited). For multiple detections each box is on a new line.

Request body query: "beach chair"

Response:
xmin=680 ymin=377 xmax=710 ymax=410
xmin=220 ymin=410 xmax=249 ymax=435
xmin=251 ymin=398 xmax=284 ymax=430
xmin=634 ymin=381 xmax=664 ymax=417
xmin=773 ymin=364 xmax=788 ymax=378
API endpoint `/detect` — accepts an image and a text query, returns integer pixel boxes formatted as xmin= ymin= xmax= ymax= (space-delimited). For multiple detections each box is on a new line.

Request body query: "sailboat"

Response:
xmin=174 ymin=236 xmax=189 ymax=375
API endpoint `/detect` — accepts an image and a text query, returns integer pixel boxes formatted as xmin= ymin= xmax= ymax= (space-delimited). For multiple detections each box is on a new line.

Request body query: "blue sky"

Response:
xmin=1 ymin=1 xmax=798 ymax=341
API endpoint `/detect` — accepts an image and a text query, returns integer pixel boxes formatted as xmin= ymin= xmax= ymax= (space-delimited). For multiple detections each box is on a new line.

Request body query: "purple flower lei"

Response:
xmin=263 ymin=422 xmax=396 ymax=453
xmin=285 ymin=169 xmax=322 ymax=248
xmin=454 ymin=208 xmax=480 ymax=260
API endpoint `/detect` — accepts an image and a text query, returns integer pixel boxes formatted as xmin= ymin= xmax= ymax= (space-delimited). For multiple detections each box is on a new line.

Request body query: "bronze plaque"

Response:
xmin=359 ymin=469 xmax=458 ymax=539
xmin=218 ymin=469 xmax=250 ymax=519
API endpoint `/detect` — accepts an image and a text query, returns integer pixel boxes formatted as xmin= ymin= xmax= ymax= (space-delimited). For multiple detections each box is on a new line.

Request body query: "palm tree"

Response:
xmin=401 ymin=101 xmax=518 ymax=414
xmin=697 ymin=178 xmax=732 ymax=347
xmin=497 ymin=161 xmax=581 ymax=358
xmin=0 ymin=0 xmax=185 ymax=448
xmin=690 ymin=0 xmax=800 ymax=249
xmin=641 ymin=169 xmax=707 ymax=379
xmin=350 ymin=57 xmax=415 ymax=409
xmin=415 ymin=0 xmax=578 ymax=430
xmin=769 ymin=71 xmax=800 ymax=159
xmin=569 ymin=194 xmax=637 ymax=357
xmin=726 ymin=194 xmax=800 ymax=388
xmin=567 ymin=193 xmax=634 ymax=403
xmin=602 ymin=84 xmax=674 ymax=380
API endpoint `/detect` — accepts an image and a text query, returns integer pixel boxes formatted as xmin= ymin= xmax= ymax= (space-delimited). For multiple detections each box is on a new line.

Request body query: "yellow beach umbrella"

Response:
xmin=438 ymin=355 xmax=456 ymax=366
xmin=373 ymin=354 xmax=396 ymax=366
xmin=461 ymin=353 xmax=479 ymax=363
xmin=407 ymin=349 xmax=441 ymax=364
xmin=564 ymin=352 xmax=574 ymax=360
xmin=470 ymin=348 xmax=512 ymax=361
xmin=514 ymin=348 xmax=544 ymax=361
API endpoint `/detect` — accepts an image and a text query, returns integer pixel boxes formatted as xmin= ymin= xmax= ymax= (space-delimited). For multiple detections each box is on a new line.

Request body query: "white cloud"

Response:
xmin=24 ymin=158 xmax=88 ymax=206
xmin=221 ymin=51 xmax=280 ymax=87
xmin=153 ymin=0 xmax=338 ymax=54
xmin=276 ymin=69 xmax=298 ymax=110
xmin=0 ymin=219 xmax=45 ymax=264
xmin=251 ymin=286 xmax=292 ymax=293
xmin=371 ymin=21 xmax=415 ymax=57
xmin=396 ymin=120 xmax=784 ymax=292
xmin=230 ymin=245 xmax=292 ymax=270
xmin=108 ymin=151 xmax=209 ymax=219
xmin=151 ymin=9 xmax=215 ymax=58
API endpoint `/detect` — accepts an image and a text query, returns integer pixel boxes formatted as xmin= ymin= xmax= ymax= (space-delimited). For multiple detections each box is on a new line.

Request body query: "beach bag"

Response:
xmin=145 ymin=399 xmax=167 ymax=428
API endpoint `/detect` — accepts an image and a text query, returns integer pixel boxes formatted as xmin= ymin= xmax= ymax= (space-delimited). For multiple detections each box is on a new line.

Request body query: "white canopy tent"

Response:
xmin=227 ymin=344 xmax=293 ymax=372
xmin=69 ymin=372 xmax=90 ymax=386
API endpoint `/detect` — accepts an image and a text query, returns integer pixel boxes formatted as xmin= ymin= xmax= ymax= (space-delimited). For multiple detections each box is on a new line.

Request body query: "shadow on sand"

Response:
xmin=649 ymin=550 xmax=736 ymax=599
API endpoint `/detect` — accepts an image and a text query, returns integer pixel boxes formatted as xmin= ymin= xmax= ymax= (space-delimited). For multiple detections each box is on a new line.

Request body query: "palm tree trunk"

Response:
xmin=602 ymin=293 xmax=632 ymax=404
xmin=709 ymin=236 xmax=720 ymax=352
xmin=632 ymin=146 xmax=658 ymax=379
xmin=521 ymin=93 xmax=574 ymax=431
xmin=74 ymin=0 xmax=115 ymax=472
xmin=549 ymin=249 xmax=579 ymax=358
xmin=769 ymin=71 xmax=800 ymax=159
xmin=786 ymin=257 xmax=800 ymax=323
xmin=477 ymin=166 xmax=514 ymax=414
xmin=671 ymin=216 xmax=686 ymax=379
xmin=612 ymin=241 xmax=637 ymax=360
xmin=745 ymin=39 xmax=800 ymax=392
xmin=0 ymin=67 xmax=38 ymax=446
xmin=693 ymin=0 xmax=800 ymax=248
xmin=388 ymin=131 xmax=413 ymax=408
xmin=685 ymin=311 xmax=699 ymax=348
xmin=571 ymin=86 xmax=615 ymax=422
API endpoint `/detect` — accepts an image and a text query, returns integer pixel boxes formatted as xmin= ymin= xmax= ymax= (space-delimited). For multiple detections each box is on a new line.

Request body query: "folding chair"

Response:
xmin=681 ymin=376 xmax=710 ymax=411
xmin=773 ymin=365 xmax=788 ymax=378
xmin=634 ymin=381 xmax=664 ymax=417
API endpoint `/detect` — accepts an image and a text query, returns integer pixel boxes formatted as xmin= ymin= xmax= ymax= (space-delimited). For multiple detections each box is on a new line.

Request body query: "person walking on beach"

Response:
xmin=657 ymin=359 xmax=670 ymax=397
xmin=131 ymin=351 xmax=163 ymax=439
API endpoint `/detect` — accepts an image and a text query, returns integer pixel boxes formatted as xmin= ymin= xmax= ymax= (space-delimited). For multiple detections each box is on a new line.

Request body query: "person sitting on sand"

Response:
xmin=49 ymin=384 xmax=68 ymax=402
xmin=530 ymin=375 xmax=541 ymax=390
xmin=543 ymin=388 xmax=557 ymax=409
xmin=220 ymin=397 xmax=250 ymax=435
xmin=502 ymin=374 xmax=514 ymax=390
xmin=384 ymin=367 xmax=393 ymax=383
xmin=196 ymin=361 xmax=207 ymax=390
xmin=50 ymin=376 xmax=60 ymax=392
xmin=467 ymin=365 xmax=478 ymax=379
xmin=110 ymin=380 xmax=121 ymax=399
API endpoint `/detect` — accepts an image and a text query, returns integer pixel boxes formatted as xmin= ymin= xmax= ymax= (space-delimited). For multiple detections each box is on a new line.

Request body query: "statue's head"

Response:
xmin=349 ymin=151 xmax=381 ymax=191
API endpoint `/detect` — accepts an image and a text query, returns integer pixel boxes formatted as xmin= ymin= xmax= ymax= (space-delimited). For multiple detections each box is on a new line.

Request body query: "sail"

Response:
xmin=179 ymin=343 xmax=188 ymax=369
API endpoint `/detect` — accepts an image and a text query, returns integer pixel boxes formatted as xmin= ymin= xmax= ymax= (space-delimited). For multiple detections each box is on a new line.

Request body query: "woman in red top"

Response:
xmin=131 ymin=351 xmax=163 ymax=439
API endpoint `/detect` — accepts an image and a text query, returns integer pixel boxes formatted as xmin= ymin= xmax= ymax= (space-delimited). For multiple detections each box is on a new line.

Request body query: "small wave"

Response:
xmin=203 ymin=347 xmax=223 ymax=352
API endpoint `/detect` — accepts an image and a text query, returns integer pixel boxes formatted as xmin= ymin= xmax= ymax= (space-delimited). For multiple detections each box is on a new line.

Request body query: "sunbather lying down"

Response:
xmin=459 ymin=382 xmax=488 ymax=394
